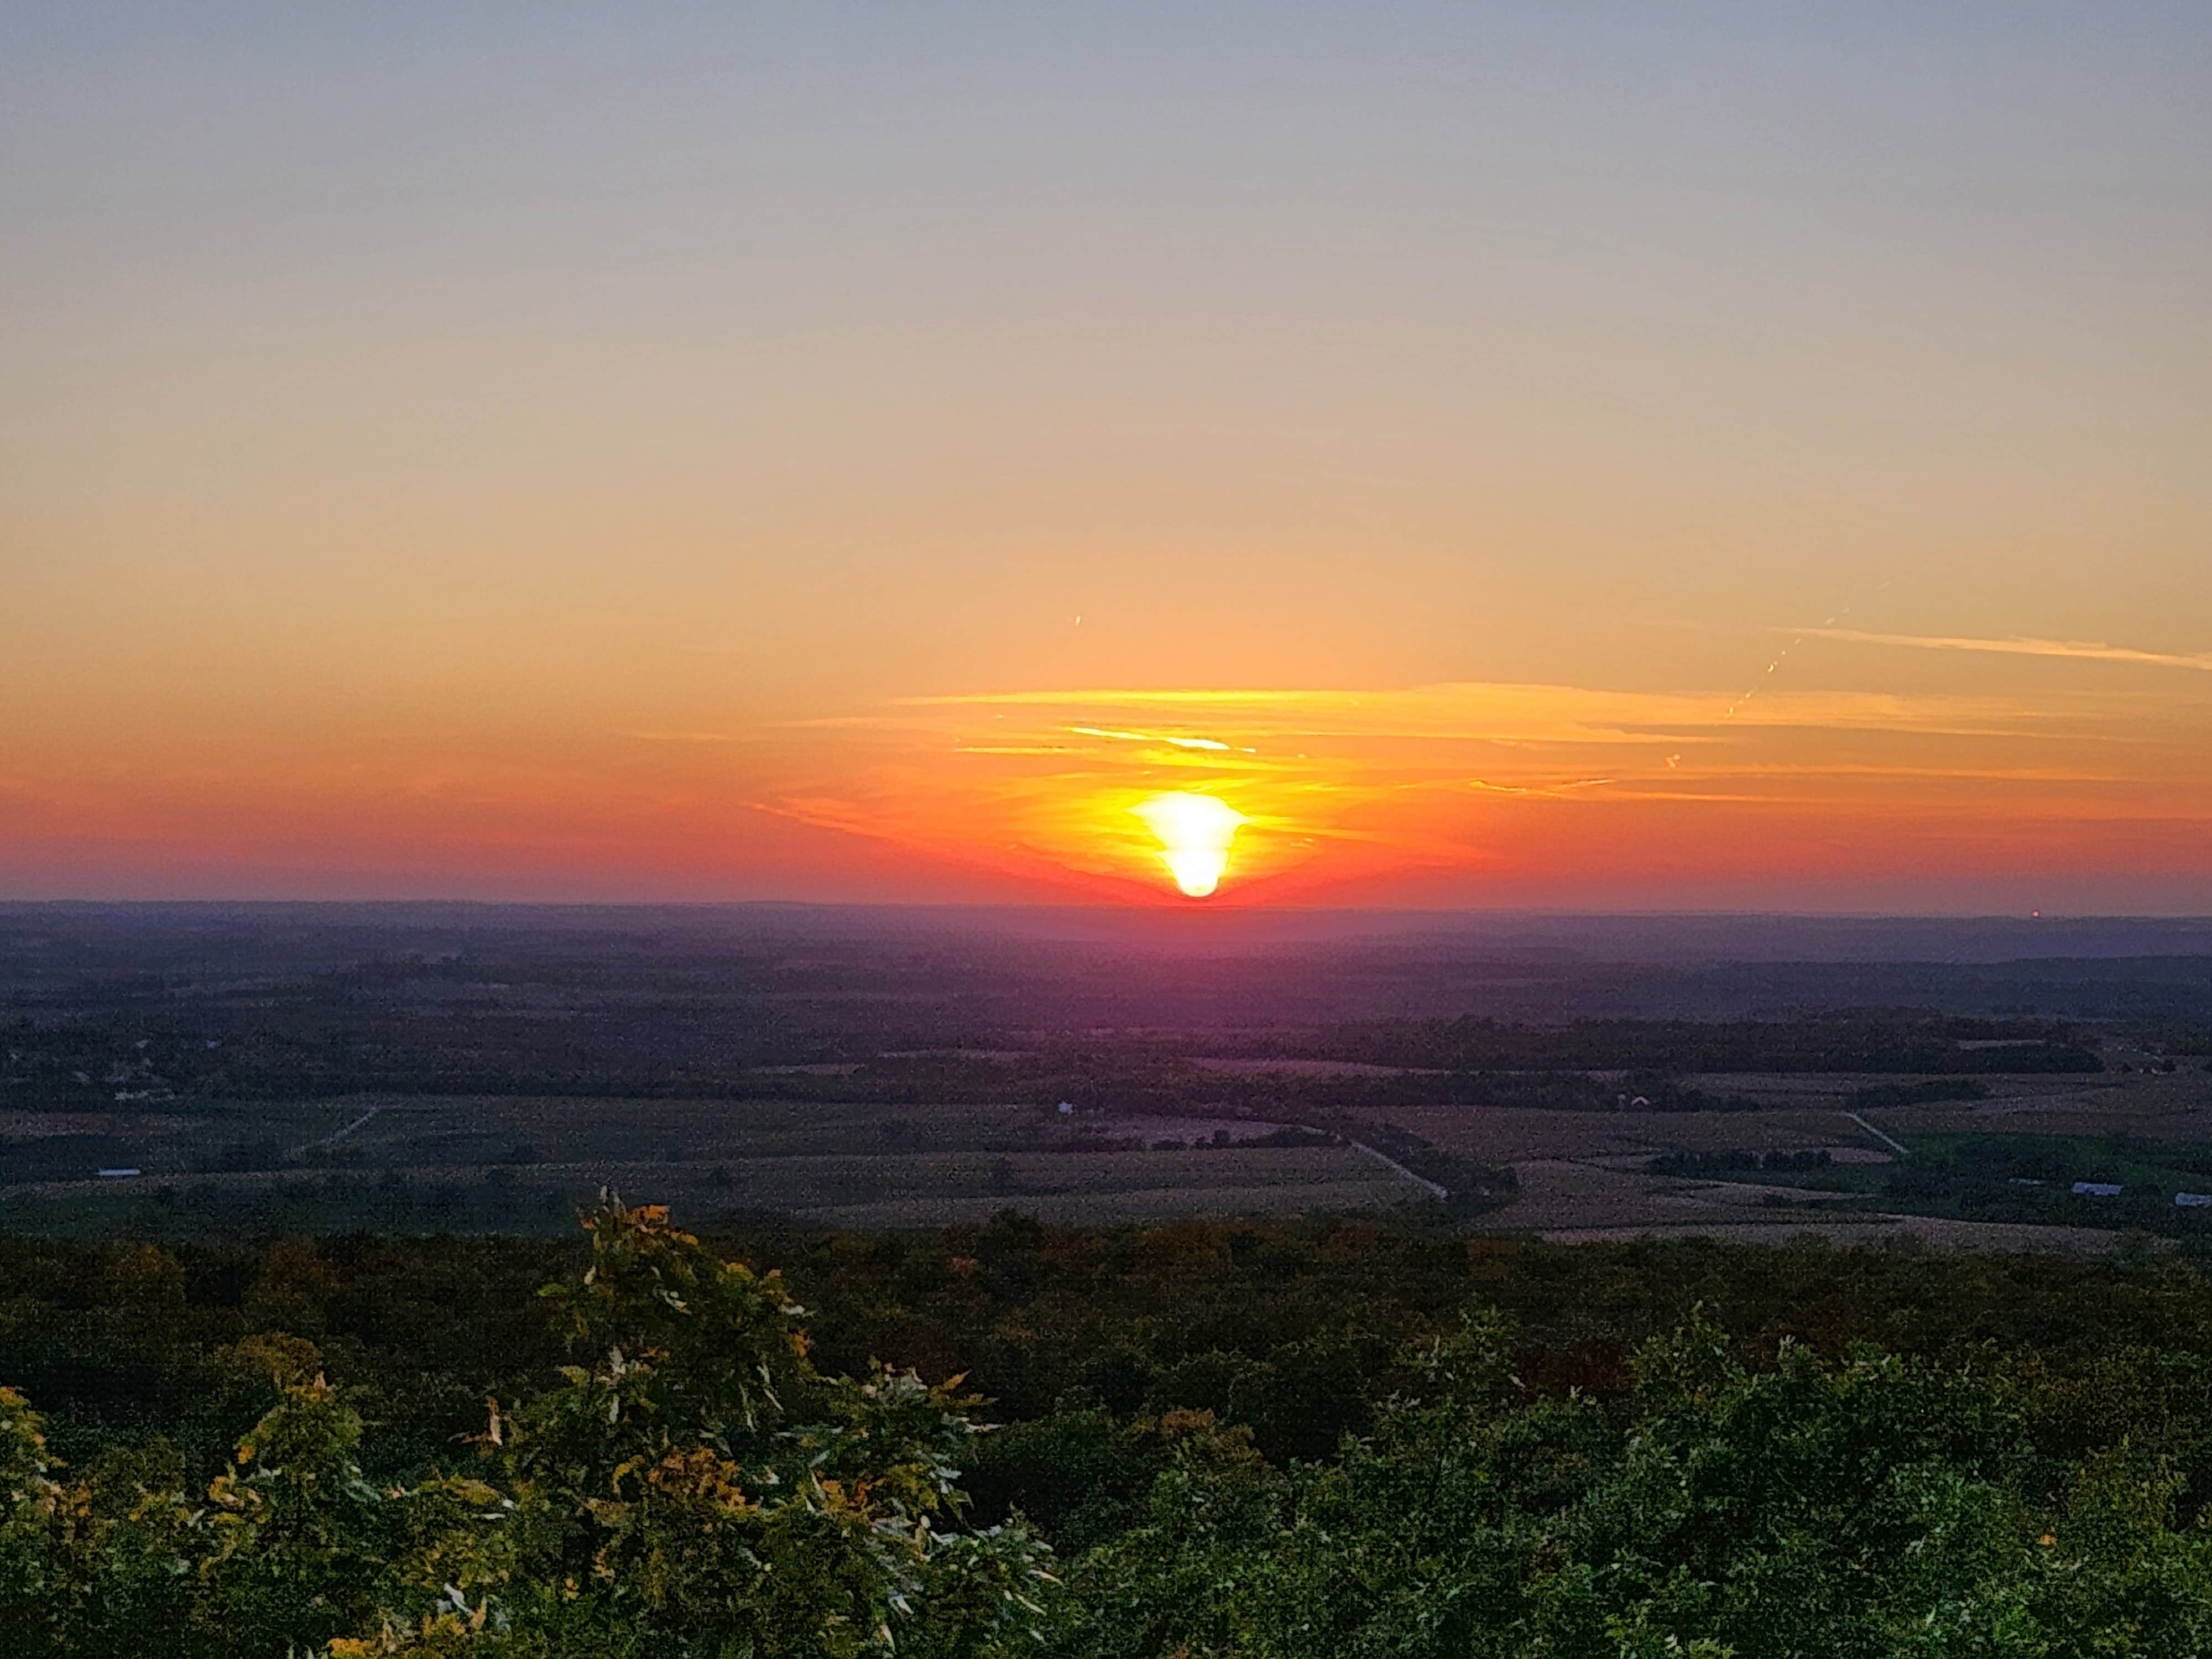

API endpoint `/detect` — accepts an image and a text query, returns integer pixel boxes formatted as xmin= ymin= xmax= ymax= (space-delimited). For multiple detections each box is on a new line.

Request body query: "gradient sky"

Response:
xmin=6 ymin=3 xmax=2210 ymax=910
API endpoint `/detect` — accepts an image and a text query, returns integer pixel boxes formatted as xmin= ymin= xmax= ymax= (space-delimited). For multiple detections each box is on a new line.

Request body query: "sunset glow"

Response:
xmin=1131 ymin=792 xmax=1246 ymax=898
xmin=2 ymin=7 xmax=2209 ymax=912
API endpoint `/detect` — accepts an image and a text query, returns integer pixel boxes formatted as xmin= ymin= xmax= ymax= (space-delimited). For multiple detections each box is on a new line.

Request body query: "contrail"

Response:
xmin=1723 ymin=580 xmax=1898 ymax=721
xmin=1725 ymin=602 xmax=1854 ymax=719
xmin=1791 ymin=628 xmax=2212 ymax=673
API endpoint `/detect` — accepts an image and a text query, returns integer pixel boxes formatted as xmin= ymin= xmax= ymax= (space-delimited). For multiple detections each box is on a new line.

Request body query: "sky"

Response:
xmin=4 ymin=3 xmax=2210 ymax=911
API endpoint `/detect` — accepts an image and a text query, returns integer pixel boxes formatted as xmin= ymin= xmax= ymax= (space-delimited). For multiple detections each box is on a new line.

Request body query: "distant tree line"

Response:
xmin=1647 ymin=1147 xmax=1837 ymax=1178
xmin=1284 ymin=1014 xmax=2105 ymax=1076
xmin=1845 ymin=1077 xmax=1990 ymax=1109
xmin=2 ymin=1011 xmax=2103 ymax=1114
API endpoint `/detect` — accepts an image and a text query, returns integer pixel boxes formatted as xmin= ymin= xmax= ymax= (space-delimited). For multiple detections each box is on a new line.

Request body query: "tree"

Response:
xmin=1047 ymin=1305 xmax=2212 ymax=1658
xmin=346 ymin=1198 xmax=1057 ymax=1656
xmin=0 ymin=1199 xmax=1055 ymax=1658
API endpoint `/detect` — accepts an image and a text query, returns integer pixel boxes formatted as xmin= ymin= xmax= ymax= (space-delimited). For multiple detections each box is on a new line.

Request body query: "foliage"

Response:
xmin=20 ymin=1211 xmax=2212 ymax=1651
xmin=0 ymin=1200 xmax=1055 ymax=1658
xmin=1046 ymin=1310 xmax=2212 ymax=1657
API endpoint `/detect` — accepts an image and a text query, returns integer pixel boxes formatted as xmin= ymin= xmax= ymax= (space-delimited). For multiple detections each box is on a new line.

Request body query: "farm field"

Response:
xmin=0 ymin=1093 xmax=1418 ymax=1236
xmin=3 ymin=1064 xmax=2208 ymax=1247
xmin=1396 ymin=1066 xmax=2212 ymax=1249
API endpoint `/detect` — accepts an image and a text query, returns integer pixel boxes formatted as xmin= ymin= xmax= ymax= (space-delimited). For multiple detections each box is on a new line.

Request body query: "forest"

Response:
xmin=9 ymin=1200 xmax=2212 ymax=1654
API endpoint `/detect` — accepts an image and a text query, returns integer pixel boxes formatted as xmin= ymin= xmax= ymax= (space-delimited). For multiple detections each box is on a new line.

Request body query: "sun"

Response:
xmin=1130 ymin=792 xmax=1246 ymax=898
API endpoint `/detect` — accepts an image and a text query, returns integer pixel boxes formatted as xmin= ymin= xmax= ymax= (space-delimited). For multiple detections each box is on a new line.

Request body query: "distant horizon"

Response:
xmin=12 ymin=895 xmax=2212 ymax=921
xmin=12 ymin=897 xmax=2212 ymax=967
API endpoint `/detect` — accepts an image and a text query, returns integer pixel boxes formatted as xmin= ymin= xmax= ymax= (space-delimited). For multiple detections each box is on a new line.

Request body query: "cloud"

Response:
xmin=1796 ymin=628 xmax=2212 ymax=674
xmin=1469 ymin=777 xmax=1617 ymax=798
xmin=890 ymin=680 xmax=2103 ymax=748
xmin=707 ymin=659 xmax=2212 ymax=905
xmin=1067 ymin=726 xmax=1238 ymax=752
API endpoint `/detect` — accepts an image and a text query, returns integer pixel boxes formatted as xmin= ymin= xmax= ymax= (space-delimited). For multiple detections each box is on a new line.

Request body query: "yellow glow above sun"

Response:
xmin=1131 ymin=791 xmax=1246 ymax=898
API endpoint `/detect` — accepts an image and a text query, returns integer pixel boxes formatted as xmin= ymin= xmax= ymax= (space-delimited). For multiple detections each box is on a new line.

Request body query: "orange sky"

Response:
xmin=4 ymin=7 xmax=2210 ymax=911
xmin=8 ymin=653 xmax=2209 ymax=910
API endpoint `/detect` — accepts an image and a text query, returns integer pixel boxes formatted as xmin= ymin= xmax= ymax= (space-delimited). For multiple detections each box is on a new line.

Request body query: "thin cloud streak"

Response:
xmin=1799 ymin=628 xmax=2212 ymax=673
xmin=1067 ymin=726 xmax=1239 ymax=752
xmin=734 ymin=669 xmax=2212 ymax=902
xmin=892 ymin=681 xmax=2130 ymax=748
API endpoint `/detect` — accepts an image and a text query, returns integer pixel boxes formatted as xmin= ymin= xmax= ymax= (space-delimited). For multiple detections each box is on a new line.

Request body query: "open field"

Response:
xmin=1387 ymin=1066 xmax=2212 ymax=1249
xmin=4 ymin=1064 xmax=2210 ymax=1248
xmin=0 ymin=1094 xmax=1418 ymax=1235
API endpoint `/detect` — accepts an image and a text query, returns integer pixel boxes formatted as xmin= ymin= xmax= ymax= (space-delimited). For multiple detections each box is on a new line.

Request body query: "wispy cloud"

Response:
xmin=1469 ymin=777 xmax=1617 ymax=798
xmin=1797 ymin=628 xmax=2212 ymax=673
xmin=1067 ymin=726 xmax=1239 ymax=752
xmin=893 ymin=681 xmax=2095 ymax=746
xmin=737 ymin=670 xmax=2212 ymax=900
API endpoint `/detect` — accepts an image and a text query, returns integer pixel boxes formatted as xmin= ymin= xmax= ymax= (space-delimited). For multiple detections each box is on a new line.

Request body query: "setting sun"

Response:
xmin=1131 ymin=791 xmax=1246 ymax=898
